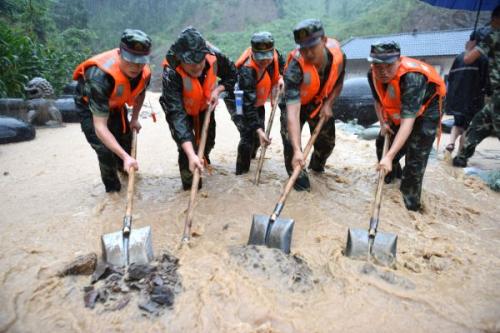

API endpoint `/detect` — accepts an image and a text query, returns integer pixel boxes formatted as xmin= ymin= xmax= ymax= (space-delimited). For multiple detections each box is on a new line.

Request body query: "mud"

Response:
xmin=0 ymin=92 xmax=499 ymax=332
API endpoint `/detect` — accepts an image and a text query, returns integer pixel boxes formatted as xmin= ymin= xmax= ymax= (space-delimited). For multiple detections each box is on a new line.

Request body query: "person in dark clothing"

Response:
xmin=232 ymin=31 xmax=285 ymax=175
xmin=445 ymin=31 xmax=489 ymax=154
xmin=367 ymin=42 xmax=446 ymax=211
xmin=159 ymin=27 xmax=237 ymax=190
xmin=453 ymin=6 xmax=500 ymax=168
xmin=74 ymin=29 xmax=152 ymax=193
xmin=282 ymin=19 xmax=346 ymax=191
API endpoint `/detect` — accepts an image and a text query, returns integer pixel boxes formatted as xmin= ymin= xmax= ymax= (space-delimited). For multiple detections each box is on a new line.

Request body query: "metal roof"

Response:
xmin=341 ymin=28 xmax=473 ymax=60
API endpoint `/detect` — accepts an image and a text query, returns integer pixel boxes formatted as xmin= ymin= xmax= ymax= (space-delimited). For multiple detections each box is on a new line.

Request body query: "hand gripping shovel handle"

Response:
xmin=182 ymin=104 xmax=216 ymax=242
xmin=123 ymin=129 xmax=138 ymax=264
xmin=267 ymin=116 xmax=326 ymax=231
xmin=368 ymin=133 xmax=389 ymax=238
xmin=254 ymin=88 xmax=283 ymax=185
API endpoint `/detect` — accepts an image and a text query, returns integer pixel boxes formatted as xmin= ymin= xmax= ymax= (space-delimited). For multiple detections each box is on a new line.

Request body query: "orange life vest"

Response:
xmin=286 ymin=38 xmax=344 ymax=118
xmin=235 ymin=47 xmax=280 ymax=106
xmin=163 ymin=54 xmax=218 ymax=117
xmin=371 ymin=56 xmax=446 ymax=126
xmin=163 ymin=54 xmax=218 ymax=146
xmin=73 ymin=48 xmax=151 ymax=133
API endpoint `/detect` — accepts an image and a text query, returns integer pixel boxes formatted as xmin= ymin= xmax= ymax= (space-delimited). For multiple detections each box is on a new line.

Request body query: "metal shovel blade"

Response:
xmin=345 ymin=228 xmax=398 ymax=266
xmin=101 ymin=226 xmax=154 ymax=267
xmin=248 ymin=214 xmax=294 ymax=254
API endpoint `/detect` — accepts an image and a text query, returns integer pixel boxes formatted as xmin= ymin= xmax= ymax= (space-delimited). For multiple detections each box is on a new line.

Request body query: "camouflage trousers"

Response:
xmin=454 ymin=92 xmax=500 ymax=165
xmin=280 ymin=105 xmax=336 ymax=189
xmin=376 ymin=114 xmax=439 ymax=211
xmin=168 ymin=110 xmax=216 ymax=190
xmin=234 ymin=106 xmax=266 ymax=175
xmin=80 ymin=109 xmax=131 ymax=193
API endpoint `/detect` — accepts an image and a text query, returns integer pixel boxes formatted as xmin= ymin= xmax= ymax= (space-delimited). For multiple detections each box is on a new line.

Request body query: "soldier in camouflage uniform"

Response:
xmin=367 ymin=42 xmax=446 ymax=211
xmin=74 ymin=29 xmax=152 ymax=193
xmin=160 ymin=27 xmax=237 ymax=190
xmin=282 ymin=19 xmax=346 ymax=191
xmin=232 ymin=32 xmax=285 ymax=175
xmin=453 ymin=6 xmax=500 ymax=168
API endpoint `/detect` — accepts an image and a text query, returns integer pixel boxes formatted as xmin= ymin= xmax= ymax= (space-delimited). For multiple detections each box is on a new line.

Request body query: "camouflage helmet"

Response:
xmin=171 ymin=27 xmax=211 ymax=64
xmin=251 ymin=31 xmax=275 ymax=61
xmin=368 ymin=41 xmax=401 ymax=64
xmin=119 ymin=29 xmax=152 ymax=64
xmin=293 ymin=19 xmax=325 ymax=49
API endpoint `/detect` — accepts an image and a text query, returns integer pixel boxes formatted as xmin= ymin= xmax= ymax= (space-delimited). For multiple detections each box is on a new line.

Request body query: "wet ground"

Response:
xmin=0 ymin=93 xmax=499 ymax=332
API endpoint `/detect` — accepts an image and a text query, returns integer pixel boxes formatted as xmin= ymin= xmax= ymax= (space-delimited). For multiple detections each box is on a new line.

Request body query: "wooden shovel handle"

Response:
xmin=124 ymin=129 xmax=138 ymax=218
xmin=254 ymin=89 xmax=283 ymax=185
xmin=182 ymin=104 xmax=216 ymax=241
xmin=276 ymin=116 xmax=326 ymax=211
xmin=369 ymin=133 xmax=390 ymax=235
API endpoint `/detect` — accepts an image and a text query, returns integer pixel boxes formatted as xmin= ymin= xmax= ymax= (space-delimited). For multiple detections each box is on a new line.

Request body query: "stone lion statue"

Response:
xmin=24 ymin=77 xmax=62 ymax=126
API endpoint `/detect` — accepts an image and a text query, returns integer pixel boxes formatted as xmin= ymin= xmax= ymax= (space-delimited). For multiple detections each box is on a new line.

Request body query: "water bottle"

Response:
xmin=234 ymin=82 xmax=243 ymax=116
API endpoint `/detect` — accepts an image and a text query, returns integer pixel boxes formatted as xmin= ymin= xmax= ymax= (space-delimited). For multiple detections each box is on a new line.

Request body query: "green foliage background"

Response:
xmin=0 ymin=0 xmax=482 ymax=96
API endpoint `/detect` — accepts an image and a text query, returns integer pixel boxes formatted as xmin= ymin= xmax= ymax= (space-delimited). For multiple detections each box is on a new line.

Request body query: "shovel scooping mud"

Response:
xmin=345 ymin=133 xmax=397 ymax=266
xmin=181 ymin=103 xmax=216 ymax=243
xmin=248 ymin=116 xmax=327 ymax=254
xmin=101 ymin=129 xmax=154 ymax=266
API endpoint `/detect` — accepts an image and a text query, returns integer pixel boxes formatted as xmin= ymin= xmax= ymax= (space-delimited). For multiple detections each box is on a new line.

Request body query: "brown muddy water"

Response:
xmin=0 ymin=93 xmax=499 ymax=332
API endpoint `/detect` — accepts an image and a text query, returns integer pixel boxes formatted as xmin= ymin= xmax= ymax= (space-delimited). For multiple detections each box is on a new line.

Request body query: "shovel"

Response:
xmin=181 ymin=103 xmax=216 ymax=243
xmin=345 ymin=133 xmax=397 ymax=266
xmin=248 ymin=116 xmax=326 ymax=254
xmin=254 ymin=87 xmax=283 ymax=185
xmin=101 ymin=129 xmax=154 ymax=266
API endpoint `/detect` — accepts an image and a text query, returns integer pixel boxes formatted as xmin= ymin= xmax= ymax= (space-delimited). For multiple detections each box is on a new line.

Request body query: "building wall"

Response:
xmin=345 ymin=55 xmax=457 ymax=80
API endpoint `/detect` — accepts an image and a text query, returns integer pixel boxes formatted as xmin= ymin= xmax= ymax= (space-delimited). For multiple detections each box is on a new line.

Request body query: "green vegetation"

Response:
xmin=0 ymin=0 xmax=475 ymax=96
xmin=0 ymin=0 xmax=94 ymax=97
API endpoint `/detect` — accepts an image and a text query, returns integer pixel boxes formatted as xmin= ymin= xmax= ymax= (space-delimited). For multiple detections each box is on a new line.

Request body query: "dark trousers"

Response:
xmin=376 ymin=114 xmax=438 ymax=211
xmin=168 ymin=111 xmax=216 ymax=190
xmin=280 ymin=104 xmax=336 ymax=184
xmin=235 ymin=107 xmax=265 ymax=175
xmin=80 ymin=109 xmax=131 ymax=192
xmin=455 ymin=93 xmax=500 ymax=164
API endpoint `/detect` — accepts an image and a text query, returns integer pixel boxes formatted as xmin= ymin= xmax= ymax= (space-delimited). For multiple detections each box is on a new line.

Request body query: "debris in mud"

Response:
xmin=229 ymin=245 xmax=315 ymax=292
xmin=59 ymin=253 xmax=97 ymax=276
xmin=360 ymin=263 xmax=415 ymax=290
xmin=78 ymin=252 xmax=181 ymax=315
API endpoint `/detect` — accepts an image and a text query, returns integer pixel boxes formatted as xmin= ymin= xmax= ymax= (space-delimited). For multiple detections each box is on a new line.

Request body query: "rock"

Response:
xmin=138 ymin=301 xmax=160 ymax=314
xmin=91 ymin=263 xmax=124 ymax=283
xmin=59 ymin=253 xmax=97 ymax=276
xmin=150 ymin=286 xmax=174 ymax=306
xmin=107 ymin=295 xmax=131 ymax=311
xmin=127 ymin=263 xmax=156 ymax=281
xmin=0 ymin=116 xmax=35 ymax=144
xmin=84 ymin=290 xmax=99 ymax=309
xmin=333 ymin=77 xmax=378 ymax=127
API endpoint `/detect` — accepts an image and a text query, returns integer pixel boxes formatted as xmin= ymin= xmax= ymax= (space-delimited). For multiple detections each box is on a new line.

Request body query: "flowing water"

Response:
xmin=0 ymin=93 xmax=499 ymax=332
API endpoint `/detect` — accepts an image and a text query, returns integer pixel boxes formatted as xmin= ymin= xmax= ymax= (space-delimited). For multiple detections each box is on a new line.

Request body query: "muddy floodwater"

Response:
xmin=1 ymin=93 xmax=499 ymax=332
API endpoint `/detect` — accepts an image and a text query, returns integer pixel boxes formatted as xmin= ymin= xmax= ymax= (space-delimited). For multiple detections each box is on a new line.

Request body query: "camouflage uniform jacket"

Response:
xmin=367 ymin=71 xmax=440 ymax=124
xmin=238 ymin=49 xmax=286 ymax=132
xmin=160 ymin=46 xmax=237 ymax=145
xmin=284 ymin=48 xmax=346 ymax=115
xmin=477 ymin=26 xmax=500 ymax=92
xmin=75 ymin=66 xmax=148 ymax=117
